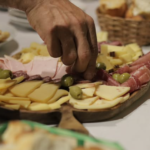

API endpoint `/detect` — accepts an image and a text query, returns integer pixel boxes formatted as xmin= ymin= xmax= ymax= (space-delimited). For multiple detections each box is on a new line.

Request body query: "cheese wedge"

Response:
xmin=28 ymin=103 xmax=50 ymax=111
xmin=74 ymin=97 xmax=123 ymax=110
xmin=75 ymin=81 xmax=102 ymax=89
xmin=95 ymin=85 xmax=130 ymax=101
xmin=48 ymin=103 xmax=61 ymax=110
xmin=6 ymin=100 xmax=31 ymax=109
xmin=82 ymin=87 xmax=96 ymax=97
xmin=9 ymin=81 xmax=43 ymax=97
xmin=69 ymin=95 xmax=99 ymax=106
xmin=0 ymin=79 xmax=16 ymax=90
xmin=28 ymin=83 xmax=59 ymax=103
xmin=120 ymin=93 xmax=130 ymax=103
xmin=0 ymin=95 xmax=30 ymax=101
xmin=0 ymin=89 xmax=7 ymax=95
xmin=4 ymin=104 xmax=20 ymax=110
xmin=48 ymin=89 xmax=68 ymax=104
xmin=55 ymin=96 xmax=70 ymax=105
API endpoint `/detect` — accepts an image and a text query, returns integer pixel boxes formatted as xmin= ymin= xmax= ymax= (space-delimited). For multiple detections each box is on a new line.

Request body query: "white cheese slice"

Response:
xmin=82 ymin=87 xmax=96 ymax=97
xmin=120 ymin=93 xmax=130 ymax=103
xmin=95 ymin=85 xmax=130 ymax=101
xmin=69 ymin=95 xmax=98 ymax=106
xmin=74 ymin=97 xmax=123 ymax=110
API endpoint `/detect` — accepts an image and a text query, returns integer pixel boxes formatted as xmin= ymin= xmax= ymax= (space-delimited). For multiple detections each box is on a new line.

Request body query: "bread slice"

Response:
xmin=99 ymin=0 xmax=127 ymax=17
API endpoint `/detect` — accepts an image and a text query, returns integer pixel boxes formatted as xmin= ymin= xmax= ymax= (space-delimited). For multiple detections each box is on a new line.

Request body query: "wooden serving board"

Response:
xmin=0 ymin=82 xmax=149 ymax=135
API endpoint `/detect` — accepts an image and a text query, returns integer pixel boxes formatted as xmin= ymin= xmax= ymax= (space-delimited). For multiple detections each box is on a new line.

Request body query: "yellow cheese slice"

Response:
xmin=28 ymin=83 xmax=59 ymax=103
xmin=13 ymin=76 xmax=25 ymax=84
xmin=120 ymin=93 xmax=130 ymax=103
xmin=4 ymin=92 xmax=14 ymax=97
xmin=55 ymin=96 xmax=70 ymax=105
xmin=4 ymin=104 xmax=20 ymax=110
xmin=9 ymin=81 xmax=43 ymax=97
xmin=48 ymin=89 xmax=68 ymax=104
xmin=95 ymin=85 xmax=130 ymax=101
xmin=74 ymin=97 xmax=123 ymax=110
xmin=75 ymin=81 xmax=102 ymax=89
xmin=126 ymin=43 xmax=141 ymax=52
xmin=0 ymin=79 xmax=16 ymax=90
xmin=28 ymin=103 xmax=50 ymax=111
xmin=0 ymin=89 xmax=7 ymax=95
xmin=48 ymin=103 xmax=61 ymax=110
xmin=97 ymin=31 xmax=108 ymax=42
xmin=6 ymin=100 xmax=31 ymax=109
xmin=82 ymin=87 xmax=96 ymax=97
xmin=69 ymin=95 xmax=99 ymax=106
xmin=0 ymin=95 xmax=30 ymax=101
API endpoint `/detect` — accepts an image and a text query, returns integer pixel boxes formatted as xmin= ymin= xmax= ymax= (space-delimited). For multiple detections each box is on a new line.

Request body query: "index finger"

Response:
xmin=84 ymin=15 xmax=98 ymax=80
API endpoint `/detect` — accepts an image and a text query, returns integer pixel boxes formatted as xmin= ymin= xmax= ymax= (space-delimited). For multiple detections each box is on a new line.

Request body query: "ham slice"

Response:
xmin=131 ymin=52 xmax=150 ymax=66
xmin=29 ymin=56 xmax=59 ymax=78
xmin=52 ymin=63 xmax=68 ymax=80
xmin=121 ymin=76 xmax=140 ymax=93
xmin=4 ymin=56 xmax=25 ymax=72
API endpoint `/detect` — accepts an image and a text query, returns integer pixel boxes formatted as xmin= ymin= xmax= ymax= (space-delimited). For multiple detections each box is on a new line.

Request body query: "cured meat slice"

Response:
xmin=29 ymin=57 xmax=59 ymax=78
xmin=52 ymin=64 xmax=68 ymax=80
xmin=138 ymin=73 xmax=150 ymax=85
xmin=121 ymin=76 xmax=140 ymax=93
xmin=96 ymin=69 xmax=120 ymax=86
xmin=131 ymin=51 xmax=150 ymax=66
xmin=130 ymin=64 xmax=144 ymax=73
xmin=4 ymin=56 xmax=25 ymax=72
xmin=116 ymin=65 xmax=130 ymax=74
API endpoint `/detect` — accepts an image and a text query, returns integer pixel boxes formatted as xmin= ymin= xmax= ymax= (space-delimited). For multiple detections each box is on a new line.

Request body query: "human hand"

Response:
xmin=25 ymin=0 xmax=98 ymax=79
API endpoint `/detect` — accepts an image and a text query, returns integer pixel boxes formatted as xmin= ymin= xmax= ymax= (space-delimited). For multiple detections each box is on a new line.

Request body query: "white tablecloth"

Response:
xmin=1 ymin=1 xmax=150 ymax=150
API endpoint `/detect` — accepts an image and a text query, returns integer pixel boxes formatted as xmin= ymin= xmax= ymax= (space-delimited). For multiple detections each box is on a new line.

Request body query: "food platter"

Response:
xmin=0 ymin=81 xmax=149 ymax=135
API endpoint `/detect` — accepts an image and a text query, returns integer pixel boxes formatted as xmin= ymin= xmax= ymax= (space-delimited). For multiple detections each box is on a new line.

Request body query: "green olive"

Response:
xmin=0 ymin=70 xmax=12 ymax=79
xmin=70 ymin=86 xmax=82 ymax=100
xmin=96 ymin=62 xmax=106 ymax=70
xmin=119 ymin=73 xmax=130 ymax=84
xmin=61 ymin=74 xmax=74 ymax=87
xmin=112 ymin=73 xmax=120 ymax=82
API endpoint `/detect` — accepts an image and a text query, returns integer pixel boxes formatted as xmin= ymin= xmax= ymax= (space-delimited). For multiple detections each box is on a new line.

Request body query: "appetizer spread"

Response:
xmin=0 ymin=30 xmax=10 ymax=43
xmin=0 ymin=41 xmax=149 ymax=111
xmin=0 ymin=121 xmax=124 ymax=150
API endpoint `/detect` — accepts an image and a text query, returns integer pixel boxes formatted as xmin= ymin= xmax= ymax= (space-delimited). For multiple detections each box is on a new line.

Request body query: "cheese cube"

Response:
xmin=109 ymin=58 xmax=123 ymax=66
xmin=120 ymin=53 xmax=132 ymax=63
xmin=28 ymin=83 xmax=59 ymax=103
xmin=97 ymin=32 xmax=108 ymax=42
xmin=9 ymin=81 xmax=43 ymax=97
xmin=101 ymin=45 xmax=108 ymax=56
xmin=126 ymin=43 xmax=141 ymax=52
xmin=95 ymin=85 xmax=130 ymax=101
xmin=132 ymin=51 xmax=143 ymax=61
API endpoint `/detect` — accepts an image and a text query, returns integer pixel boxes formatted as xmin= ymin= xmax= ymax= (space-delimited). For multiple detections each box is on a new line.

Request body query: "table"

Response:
xmin=1 ymin=1 xmax=150 ymax=150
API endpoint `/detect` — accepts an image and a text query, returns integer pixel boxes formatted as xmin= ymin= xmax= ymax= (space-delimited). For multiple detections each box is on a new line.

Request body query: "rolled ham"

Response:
xmin=116 ymin=65 xmax=130 ymax=74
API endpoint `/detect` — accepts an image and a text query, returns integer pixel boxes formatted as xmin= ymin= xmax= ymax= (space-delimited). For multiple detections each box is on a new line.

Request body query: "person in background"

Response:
xmin=0 ymin=0 xmax=98 ymax=80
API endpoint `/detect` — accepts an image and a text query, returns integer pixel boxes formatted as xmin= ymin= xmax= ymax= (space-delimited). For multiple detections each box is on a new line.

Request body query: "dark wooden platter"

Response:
xmin=0 ymin=82 xmax=149 ymax=135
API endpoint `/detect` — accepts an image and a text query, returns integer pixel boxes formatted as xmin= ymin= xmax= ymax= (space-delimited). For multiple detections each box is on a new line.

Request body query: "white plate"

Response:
xmin=70 ymin=0 xmax=86 ymax=10
xmin=8 ymin=8 xmax=27 ymax=19
xmin=0 ymin=23 xmax=17 ymax=47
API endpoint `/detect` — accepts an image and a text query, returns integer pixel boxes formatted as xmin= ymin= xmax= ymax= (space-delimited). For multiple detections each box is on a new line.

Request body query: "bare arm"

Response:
xmin=0 ymin=0 xmax=98 ymax=80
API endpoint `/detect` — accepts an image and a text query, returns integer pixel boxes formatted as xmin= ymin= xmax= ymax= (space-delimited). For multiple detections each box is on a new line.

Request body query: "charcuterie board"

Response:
xmin=0 ymin=81 xmax=149 ymax=135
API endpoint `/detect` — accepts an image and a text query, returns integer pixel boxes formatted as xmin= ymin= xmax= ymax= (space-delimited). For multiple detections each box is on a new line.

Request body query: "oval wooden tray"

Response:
xmin=0 ymin=82 xmax=149 ymax=135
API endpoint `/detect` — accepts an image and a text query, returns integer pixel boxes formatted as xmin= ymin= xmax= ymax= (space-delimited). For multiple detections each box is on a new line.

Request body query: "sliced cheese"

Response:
xmin=75 ymin=81 xmax=102 ymax=89
xmin=14 ymin=76 xmax=25 ymax=84
xmin=48 ymin=103 xmax=61 ymax=110
xmin=28 ymin=103 xmax=50 ymax=111
xmin=0 ymin=89 xmax=7 ymax=95
xmin=4 ymin=92 xmax=14 ymax=97
xmin=28 ymin=83 xmax=59 ymax=103
xmin=55 ymin=96 xmax=70 ymax=105
xmin=82 ymin=87 xmax=96 ymax=97
xmin=48 ymin=89 xmax=68 ymax=104
xmin=69 ymin=95 xmax=99 ymax=106
xmin=97 ymin=31 xmax=108 ymax=42
xmin=74 ymin=97 xmax=123 ymax=110
xmin=0 ymin=79 xmax=16 ymax=90
xmin=120 ymin=93 xmax=130 ymax=103
xmin=0 ymin=95 xmax=30 ymax=101
xmin=6 ymin=100 xmax=31 ymax=109
xmin=9 ymin=81 xmax=43 ymax=97
xmin=95 ymin=85 xmax=130 ymax=101
xmin=4 ymin=104 xmax=20 ymax=110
